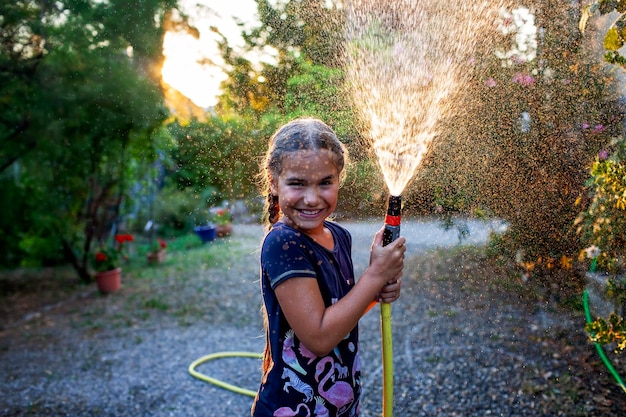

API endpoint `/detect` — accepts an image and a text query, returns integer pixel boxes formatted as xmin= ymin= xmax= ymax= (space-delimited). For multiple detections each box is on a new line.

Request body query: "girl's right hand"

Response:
xmin=368 ymin=227 xmax=406 ymax=287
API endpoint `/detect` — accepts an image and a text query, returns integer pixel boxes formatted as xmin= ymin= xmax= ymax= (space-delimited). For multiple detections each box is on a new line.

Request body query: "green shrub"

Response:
xmin=575 ymin=139 xmax=626 ymax=274
xmin=154 ymin=186 xmax=217 ymax=235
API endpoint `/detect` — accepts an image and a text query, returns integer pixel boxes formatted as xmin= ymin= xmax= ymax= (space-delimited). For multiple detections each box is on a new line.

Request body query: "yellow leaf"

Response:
xmin=560 ymin=255 xmax=572 ymax=270
xmin=604 ymin=27 xmax=624 ymax=51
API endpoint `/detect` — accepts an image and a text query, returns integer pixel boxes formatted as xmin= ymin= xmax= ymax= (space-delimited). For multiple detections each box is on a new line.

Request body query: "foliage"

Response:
xmin=91 ymin=234 xmax=134 ymax=273
xmin=0 ymin=1 xmax=180 ymax=282
xmin=433 ymin=187 xmax=472 ymax=243
xmin=578 ymin=1 xmax=626 ymax=355
xmin=154 ymin=186 xmax=209 ymax=234
xmin=338 ymin=158 xmax=387 ymax=216
xmin=575 ymin=139 xmax=626 ymax=273
xmin=412 ymin=1 xmax=622 ymax=289
xmin=575 ymin=145 xmax=626 ymax=346
xmin=580 ymin=0 xmax=626 ymax=69
xmin=166 ymin=115 xmax=269 ymax=201
xmin=152 ymin=238 xmax=168 ymax=253
xmin=586 ymin=312 xmax=626 ymax=352
xmin=215 ymin=0 xmax=344 ymax=117
xmin=283 ymin=56 xmax=359 ymax=141
xmin=606 ymin=276 xmax=626 ymax=307
xmin=158 ymin=113 xmax=275 ymax=229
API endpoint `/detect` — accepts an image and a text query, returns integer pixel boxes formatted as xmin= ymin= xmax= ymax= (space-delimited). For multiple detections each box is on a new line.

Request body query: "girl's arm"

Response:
xmin=274 ymin=227 xmax=405 ymax=356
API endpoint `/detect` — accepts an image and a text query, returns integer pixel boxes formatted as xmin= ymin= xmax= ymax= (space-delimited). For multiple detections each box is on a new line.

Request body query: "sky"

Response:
xmin=161 ymin=0 xmax=260 ymax=108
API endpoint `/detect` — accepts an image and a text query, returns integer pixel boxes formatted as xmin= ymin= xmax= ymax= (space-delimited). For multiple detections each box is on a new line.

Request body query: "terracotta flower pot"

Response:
xmin=147 ymin=249 xmax=166 ymax=264
xmin=216 ymin=223 xmax=233 ymax=237
xmin=95 ymin=267 xmax=122 ymax=294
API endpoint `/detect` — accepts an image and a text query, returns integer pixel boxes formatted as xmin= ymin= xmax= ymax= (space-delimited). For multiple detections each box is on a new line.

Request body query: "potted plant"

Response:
xmin=147 ymin=237 xmax=167 ymax=264
xmin=210 ymin=207 xmax=233 ymax=237
xmin=193 ymin=224 xmax=217 ymax=243
xmin=91 ymin=233 xmax=134 ymax=293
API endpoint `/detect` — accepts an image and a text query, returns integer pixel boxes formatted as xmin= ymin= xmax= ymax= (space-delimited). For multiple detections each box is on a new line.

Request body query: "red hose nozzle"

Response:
xmin=383 ymin=195 xmax=401 ymax=246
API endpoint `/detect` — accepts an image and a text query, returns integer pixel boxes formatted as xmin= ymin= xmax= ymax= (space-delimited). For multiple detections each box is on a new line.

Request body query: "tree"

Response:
xmin=216 ymin=0 xmax=345 ymax=116
xmin=0 ymin=1 xmax=180 ymax=282
xmin=580 ymin=0 xmax=626 ymax=68
xmin=167 ymin=115 xmax=269 ymax=202
xmin=212 ymin=0 xmax=391 ymax=213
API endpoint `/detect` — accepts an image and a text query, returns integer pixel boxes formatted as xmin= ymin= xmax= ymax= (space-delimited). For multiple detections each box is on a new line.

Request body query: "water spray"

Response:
xmin=344 ymin=1 xmax=508 ymax=415
xmin=381 ymin=194 xmax=401 ymax=417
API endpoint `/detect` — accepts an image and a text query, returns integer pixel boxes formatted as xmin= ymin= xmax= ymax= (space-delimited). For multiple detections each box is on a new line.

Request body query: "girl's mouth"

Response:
xmin=299 ymin=209 xmax=323 ymax=217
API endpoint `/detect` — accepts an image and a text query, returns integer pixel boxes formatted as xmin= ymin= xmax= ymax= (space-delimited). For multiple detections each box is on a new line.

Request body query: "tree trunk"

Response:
xmin=62 ymin=238 xmax=91 ymax=284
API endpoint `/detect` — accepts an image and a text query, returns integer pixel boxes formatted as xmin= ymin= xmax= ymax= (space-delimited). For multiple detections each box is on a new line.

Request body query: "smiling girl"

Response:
xmin=251 ymin=118 xmax=405 ymax=417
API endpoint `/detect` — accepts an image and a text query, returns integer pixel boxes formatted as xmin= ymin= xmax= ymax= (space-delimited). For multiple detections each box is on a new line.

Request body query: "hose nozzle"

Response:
xmin=383 ymin=195 xmax=401 ymax=246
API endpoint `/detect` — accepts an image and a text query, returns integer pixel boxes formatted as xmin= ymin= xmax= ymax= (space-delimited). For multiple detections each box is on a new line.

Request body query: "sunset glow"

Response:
xmin=160 ymin=0 xmax=259 ymax=109
xmin=161 ymin=31 xmax=226 ymax=108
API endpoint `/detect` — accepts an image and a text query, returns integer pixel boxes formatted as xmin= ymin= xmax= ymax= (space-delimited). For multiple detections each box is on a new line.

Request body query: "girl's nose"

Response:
xmin=303 ymin=187 xmax=319 ymax=205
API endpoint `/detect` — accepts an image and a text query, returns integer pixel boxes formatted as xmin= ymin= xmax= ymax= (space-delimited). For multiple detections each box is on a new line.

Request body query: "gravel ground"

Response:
xmin=1 ymin=220 xmax=625 ymax=416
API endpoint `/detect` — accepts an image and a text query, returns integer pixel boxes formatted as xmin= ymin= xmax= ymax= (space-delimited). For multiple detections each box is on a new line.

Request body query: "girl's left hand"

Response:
xmin=377 ymin=277 xmax=402 ymax=303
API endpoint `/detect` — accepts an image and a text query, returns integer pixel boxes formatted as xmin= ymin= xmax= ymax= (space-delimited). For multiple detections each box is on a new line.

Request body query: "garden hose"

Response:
xmin=381 ymin=194 xmax=402 ymax=417
xmin=582 ymin=289 xmax=626 ymax=394
xmin=188 ymin=306 xmax=382 ymax=400
xmin=379 ymin=301 xmax=394 ymax=417
xmin=188 ymin=351 xmax=262 ymax=398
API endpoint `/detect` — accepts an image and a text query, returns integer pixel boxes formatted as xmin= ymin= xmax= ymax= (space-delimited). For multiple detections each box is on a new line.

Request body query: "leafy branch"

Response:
xmin=580 ymin=1 xmax=626 ymax=69
xmin=587 ymin=313 xmax=626 ymax=352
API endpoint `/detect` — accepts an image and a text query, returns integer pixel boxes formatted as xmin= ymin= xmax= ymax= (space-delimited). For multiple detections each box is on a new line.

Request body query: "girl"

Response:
xmin=251 ymin=117 xmax=405 ymax=417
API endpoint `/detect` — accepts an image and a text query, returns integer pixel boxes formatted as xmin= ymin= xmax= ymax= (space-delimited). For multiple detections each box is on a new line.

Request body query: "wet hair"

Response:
xmin=260 ymin=117 xmax=348 ymax=227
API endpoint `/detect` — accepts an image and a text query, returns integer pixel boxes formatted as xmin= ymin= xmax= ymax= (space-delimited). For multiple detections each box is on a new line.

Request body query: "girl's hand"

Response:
xmin=377 ymin=277 xmax=402 ymax=303
xmin=368 ymin=227 xmax=406 ymax=288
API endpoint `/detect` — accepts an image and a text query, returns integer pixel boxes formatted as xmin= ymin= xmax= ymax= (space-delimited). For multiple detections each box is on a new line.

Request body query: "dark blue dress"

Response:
xmin=251 ymin=221 xmax=361 ymax=417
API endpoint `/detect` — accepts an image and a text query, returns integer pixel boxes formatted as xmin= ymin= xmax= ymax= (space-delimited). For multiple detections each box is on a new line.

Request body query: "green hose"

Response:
xmin=188 ymin=351 xmax=263 ymax=397
xmin=582 ymin=289 xmax=626 ymax=394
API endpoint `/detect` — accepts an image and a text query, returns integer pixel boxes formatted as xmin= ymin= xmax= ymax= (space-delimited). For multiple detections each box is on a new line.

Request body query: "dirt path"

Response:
xmin=0 ymin=220 xmax=624 ymax=416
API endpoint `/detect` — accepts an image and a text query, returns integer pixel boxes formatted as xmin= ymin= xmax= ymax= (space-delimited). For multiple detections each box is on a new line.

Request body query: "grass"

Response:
xmin=0 ymin=230 xmax=261 ymax=333
xmin=115 ymin=235 xmax=257 ymax=328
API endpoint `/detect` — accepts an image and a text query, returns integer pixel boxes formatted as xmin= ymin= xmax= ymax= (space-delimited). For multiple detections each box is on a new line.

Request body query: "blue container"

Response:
xmin=194 ymin=225 xmax=217 ymax=243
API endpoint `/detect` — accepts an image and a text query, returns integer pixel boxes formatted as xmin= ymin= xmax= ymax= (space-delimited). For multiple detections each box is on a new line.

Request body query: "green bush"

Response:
xmin=154 ymin=186 xmax=217 ymax=236
xmin=413 ymin=1 xmax=621 ymax=280
xmin=575 ymin=138 xmax=626 ymax=274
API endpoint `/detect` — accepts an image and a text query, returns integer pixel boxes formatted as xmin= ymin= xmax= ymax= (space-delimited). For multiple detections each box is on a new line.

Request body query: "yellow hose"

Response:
xmin=380 ymin=301 xmax=394 ymax=417
xmin=380 ymin=195 xmax=401 ymax=417
xmin=188 ymin=351 xmax=263 ymax=398
xmin=190 ymin=307 xmax=394 ymax=414
xmin=190 ymin=303 xmax=394 ymax=413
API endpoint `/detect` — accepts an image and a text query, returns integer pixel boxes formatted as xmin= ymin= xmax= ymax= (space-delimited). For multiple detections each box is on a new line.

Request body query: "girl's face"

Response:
xmin=271 ymin=149 xmax=340 ymax=236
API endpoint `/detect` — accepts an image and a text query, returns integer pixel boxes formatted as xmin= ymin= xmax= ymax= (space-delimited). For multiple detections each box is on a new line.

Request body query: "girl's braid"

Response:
xmin=267 ymin=193 xmax=280 ymax=225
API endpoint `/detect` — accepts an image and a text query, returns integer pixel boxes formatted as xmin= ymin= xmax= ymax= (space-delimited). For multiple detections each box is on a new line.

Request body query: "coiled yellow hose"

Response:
xmin=188 ymin=351 xmax=262 ymax=398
